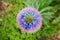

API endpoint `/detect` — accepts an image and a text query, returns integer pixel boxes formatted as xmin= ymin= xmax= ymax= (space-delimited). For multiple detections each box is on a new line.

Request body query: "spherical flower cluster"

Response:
xmin=17 ymin=7 xmax=42 ymax=33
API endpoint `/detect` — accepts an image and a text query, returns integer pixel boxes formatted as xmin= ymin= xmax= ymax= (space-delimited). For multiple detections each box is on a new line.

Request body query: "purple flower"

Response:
xmin=17 ymin=7 xmax=42 ymax=33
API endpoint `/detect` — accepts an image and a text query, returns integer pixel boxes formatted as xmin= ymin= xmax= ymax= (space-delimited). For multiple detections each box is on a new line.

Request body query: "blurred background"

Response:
xmin=0 ymin=0 xmax=60 ymax=40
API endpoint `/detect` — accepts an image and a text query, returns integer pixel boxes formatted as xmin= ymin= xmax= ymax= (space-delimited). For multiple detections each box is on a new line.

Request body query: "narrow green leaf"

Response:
xmin=42 ymin=12 xmax=54 ymax=25
xmin=39 ymin=0 xmax=52 ymax=9
xmin=53 ymin=4 xmax=60 ymax=12
xmin=52 ymin=16 xmax=60 ymax=24
xmin=40 ymin=4 xmax=60 ymax=13
xmin=40 ymin=6 xmax=53 ymax=13
xmin=24 ymin=0 xmax=39 ymax=9
xmin=42 ymin=12 xmax=54 ymax=20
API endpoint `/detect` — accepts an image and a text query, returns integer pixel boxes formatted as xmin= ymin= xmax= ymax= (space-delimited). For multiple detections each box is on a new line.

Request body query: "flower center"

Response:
xmin=24 ymin=14 xmax=34 ymax=24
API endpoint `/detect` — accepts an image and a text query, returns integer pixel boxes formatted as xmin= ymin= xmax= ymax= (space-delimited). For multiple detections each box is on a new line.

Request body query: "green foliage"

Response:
xmin=42 ymin=12 xmax=54 ymax=25
xmin=50 ymin=0 xmax=60 ymax=6
xmin=39 ymin=0 xmax=52 ymax=10
xmin=24 ymin=0 xmax=52 ymax=10
xmin=40 ymin=4 xmax=60 ymax=25
xmin=52 ymin=16 xmax=60 ymax=24
xmin=4 ymin=0 xmax=25 ymax=4
xmin=40 ymin=6 xmax=53 ymax=13
xmin=24 ymin=0 xmax=39 ymax=9
xmin=0 ymin=28 xmax=7 ymax=40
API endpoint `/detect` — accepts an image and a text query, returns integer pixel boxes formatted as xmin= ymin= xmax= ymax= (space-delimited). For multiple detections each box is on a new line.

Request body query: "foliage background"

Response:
xmin=0 ymin=0 xmax=60 ymax=40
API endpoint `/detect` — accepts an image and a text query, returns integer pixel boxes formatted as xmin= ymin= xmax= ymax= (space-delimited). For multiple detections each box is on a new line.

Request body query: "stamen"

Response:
xmin=24 ymin=14 xmax=34 ymax=24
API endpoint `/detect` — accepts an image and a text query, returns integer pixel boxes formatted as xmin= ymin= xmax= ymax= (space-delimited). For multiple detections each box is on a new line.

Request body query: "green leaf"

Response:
xmin=24 ymin=0 xmax=39 ymax=9
xmin=39 ymin=0 xmax=52 ymax=9
xmin=52 ymin=4 xmax=60 ymax=12
xmin=24 ymin=0 xmax=52 ymax=10
xmin=42 ymin=12 xmax=54 ymax=20
xmin=42 ymin=12 xmax=54 ymax=25
xmin=40 ymin=4 xmax=60 ymax=13
xmin=40 ymin=6 xmax=53 ymax=13
xmin=52 ymin=16 xmax=60 ymax=24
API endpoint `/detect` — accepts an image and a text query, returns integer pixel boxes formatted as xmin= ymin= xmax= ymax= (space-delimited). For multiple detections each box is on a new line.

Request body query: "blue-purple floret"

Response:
xmin=20 ymin=10 xmax=39 ymax=30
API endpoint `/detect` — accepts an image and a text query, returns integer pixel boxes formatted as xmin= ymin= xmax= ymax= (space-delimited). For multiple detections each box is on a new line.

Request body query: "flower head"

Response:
xmin=17 ymin=7 xmax=42 ymax=33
